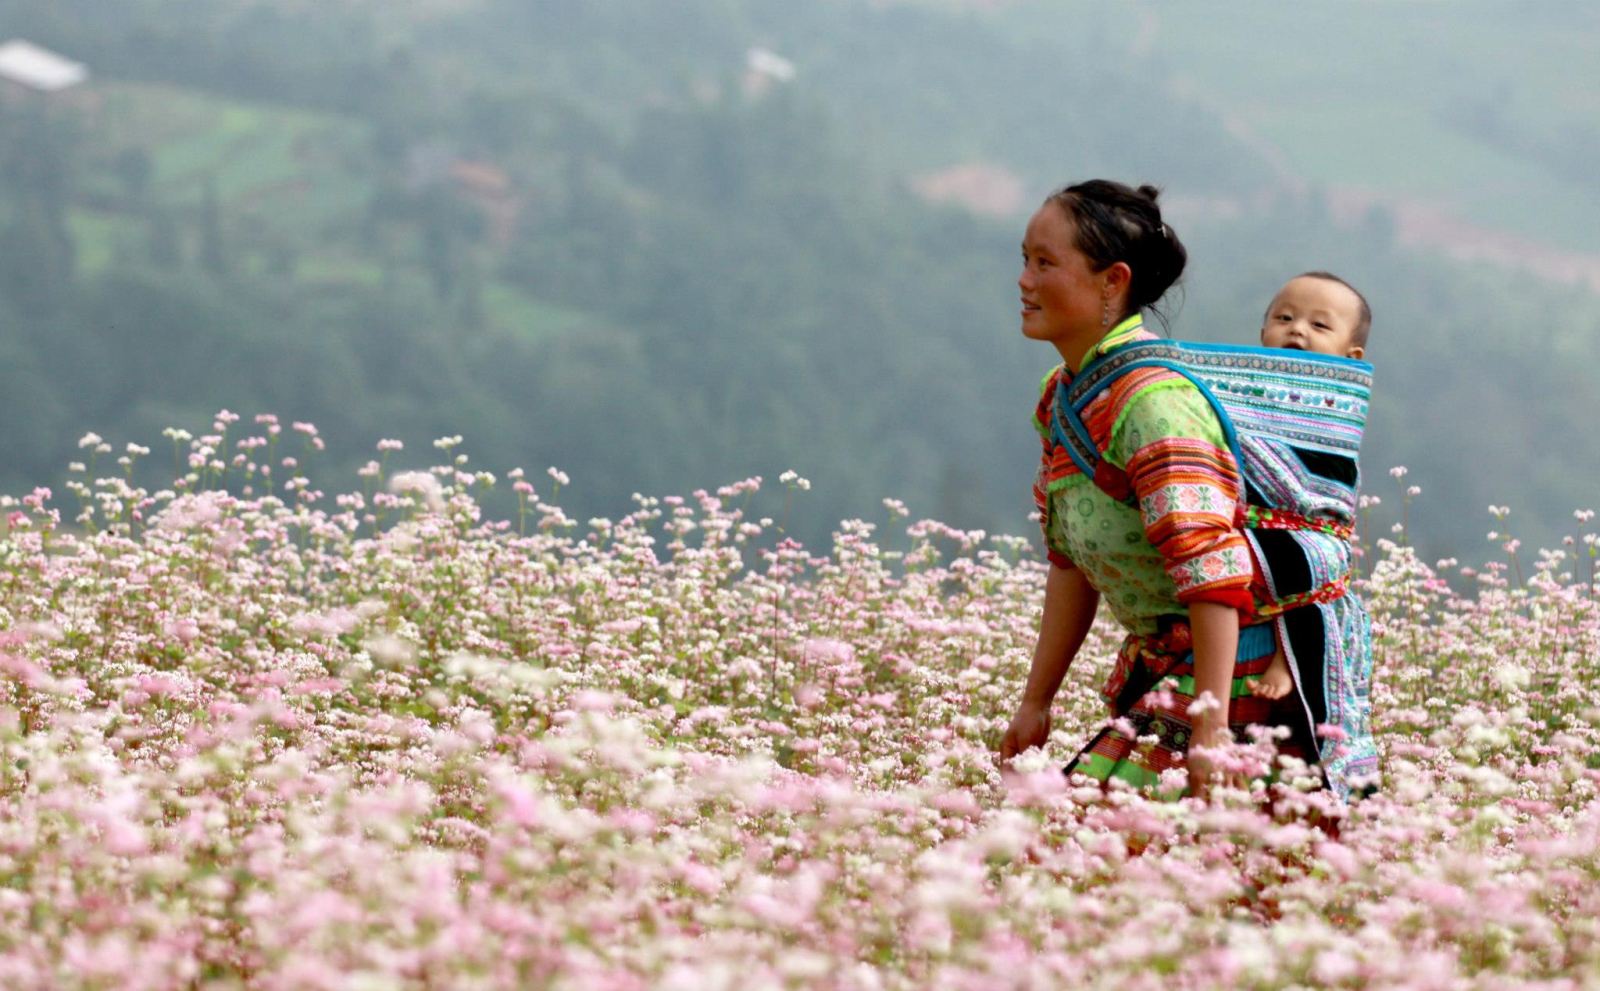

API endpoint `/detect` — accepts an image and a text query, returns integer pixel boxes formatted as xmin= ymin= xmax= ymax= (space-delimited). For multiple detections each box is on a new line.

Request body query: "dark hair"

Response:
xmin=1292 ymin=271 xmax=1373 ymax=347
xmin=1046 ymin=179 xmax=1187 ymax=326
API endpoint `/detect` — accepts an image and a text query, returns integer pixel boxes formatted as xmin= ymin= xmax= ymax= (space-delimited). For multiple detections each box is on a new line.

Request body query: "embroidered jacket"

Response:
xmin=1032 ymin=314 xmax=1254 ymax=634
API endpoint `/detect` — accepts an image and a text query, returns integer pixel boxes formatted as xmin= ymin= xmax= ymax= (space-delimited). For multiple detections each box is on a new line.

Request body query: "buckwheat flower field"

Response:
xmin=2 ymin=415 xmax=1597 ymax=990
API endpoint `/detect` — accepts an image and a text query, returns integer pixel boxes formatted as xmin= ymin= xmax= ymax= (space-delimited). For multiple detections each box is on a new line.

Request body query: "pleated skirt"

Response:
xmin=1066 ymin=622 xmax=1315 ymax=797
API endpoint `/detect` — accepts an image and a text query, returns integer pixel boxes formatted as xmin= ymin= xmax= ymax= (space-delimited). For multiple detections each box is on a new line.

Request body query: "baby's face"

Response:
xmin=1260 ymin=276 xmax=1365 ymax=359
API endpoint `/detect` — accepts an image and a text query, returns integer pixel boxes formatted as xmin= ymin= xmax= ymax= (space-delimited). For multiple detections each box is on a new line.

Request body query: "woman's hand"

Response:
xmin=1185 ymin=601 xmax=1242 ymax=799
xmin=999 ymin=702 xmax=1052 ymax=766
xmin=1185 ymin=717 xmax=1233 ymax=798
xmin=1000 ymin=564 xmax=1098 ymax=768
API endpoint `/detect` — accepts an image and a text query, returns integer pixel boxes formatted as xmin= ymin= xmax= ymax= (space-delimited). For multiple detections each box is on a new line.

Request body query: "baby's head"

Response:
xmin=1260 ymin=272 xmax=1370 ymax=360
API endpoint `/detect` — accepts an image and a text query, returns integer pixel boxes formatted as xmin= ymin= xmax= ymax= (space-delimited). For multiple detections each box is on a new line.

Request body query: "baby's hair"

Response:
xmin=1279 ymin=271 xmax=1372 ymax=347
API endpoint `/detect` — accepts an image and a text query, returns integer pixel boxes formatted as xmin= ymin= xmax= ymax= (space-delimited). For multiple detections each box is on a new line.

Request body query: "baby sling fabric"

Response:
xmin=1052 ymin=341 xmax=1379 ymax=799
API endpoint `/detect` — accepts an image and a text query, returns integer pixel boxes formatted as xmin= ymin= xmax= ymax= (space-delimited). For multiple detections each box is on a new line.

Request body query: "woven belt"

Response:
xmin=1243 ymin=504 xmax=1354 ymax=541
xmin=1252 ymin=572 xmax=1352 ymax=621
xmin=1241 ymin=506 xmax=1356 ymax=619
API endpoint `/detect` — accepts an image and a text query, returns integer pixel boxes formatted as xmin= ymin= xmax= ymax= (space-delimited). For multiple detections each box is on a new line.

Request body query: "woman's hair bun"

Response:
xmin=1047 ymin=178 xmax=1185 ymax=322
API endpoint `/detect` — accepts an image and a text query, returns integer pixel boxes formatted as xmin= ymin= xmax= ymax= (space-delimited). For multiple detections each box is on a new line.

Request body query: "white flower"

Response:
xmin=1492 ymin=663 xmax=1531 ymax=691
xmin=389 ymin=471 xmax=445 ymax=512
xmin=363 ymin=633 xmax=417 ymax=669
xmin=1008 ymin=746 xmax=1053 ymax=774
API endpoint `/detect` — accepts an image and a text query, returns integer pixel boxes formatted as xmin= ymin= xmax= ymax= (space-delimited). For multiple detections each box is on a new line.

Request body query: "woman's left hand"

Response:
xmin=1186 ymin=717 xmax=1243 ymax=798
xmin=999 ymin=701 xmax=1052 ymax=766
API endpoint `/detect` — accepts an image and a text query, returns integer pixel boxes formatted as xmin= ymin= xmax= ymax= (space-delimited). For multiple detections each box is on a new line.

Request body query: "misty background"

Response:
xmin=0 ymin=0 xmax=1595 ymax=562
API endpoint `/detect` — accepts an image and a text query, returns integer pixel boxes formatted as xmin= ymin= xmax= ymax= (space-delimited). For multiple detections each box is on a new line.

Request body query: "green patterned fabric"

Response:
xmin=1039 ymin=377 xmax=1238 ymax=636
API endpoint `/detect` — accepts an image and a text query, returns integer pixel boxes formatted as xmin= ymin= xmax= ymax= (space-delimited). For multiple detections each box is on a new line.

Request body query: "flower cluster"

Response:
xmin=0 ymin=420 xmax=1596 ymax=989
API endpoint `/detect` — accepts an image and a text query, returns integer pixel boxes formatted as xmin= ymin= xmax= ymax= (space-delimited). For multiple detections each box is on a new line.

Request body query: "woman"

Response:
xmin=998 ymin=179 xmax=1311 ymax=797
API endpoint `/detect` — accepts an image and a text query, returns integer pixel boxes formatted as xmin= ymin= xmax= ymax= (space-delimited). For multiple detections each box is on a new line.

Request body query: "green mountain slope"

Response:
xmin=0 ymin=0 xmax=1593 ymax=560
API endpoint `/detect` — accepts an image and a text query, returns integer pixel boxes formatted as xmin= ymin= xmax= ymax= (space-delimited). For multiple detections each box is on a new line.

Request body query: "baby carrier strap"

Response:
xmin=1049 ymin=340 xmax=1245 ymax=506
xmin=1050 ymin=339 xmax=1374 ymax=614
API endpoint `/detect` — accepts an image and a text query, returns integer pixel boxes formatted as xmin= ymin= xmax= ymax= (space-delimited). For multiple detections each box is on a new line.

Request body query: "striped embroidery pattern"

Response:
xmin=1073 ymin=340 xmax=1371 ymax=459
xmin=1033 ymin=321 xmax=1256 ymax=604
xmin=1126 ymin=435 xmax=1250 ymax=599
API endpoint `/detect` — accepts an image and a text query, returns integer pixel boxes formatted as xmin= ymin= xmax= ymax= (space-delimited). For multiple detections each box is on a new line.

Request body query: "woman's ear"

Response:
xmin=1103 ymin=260 xmax=1133 ymax=300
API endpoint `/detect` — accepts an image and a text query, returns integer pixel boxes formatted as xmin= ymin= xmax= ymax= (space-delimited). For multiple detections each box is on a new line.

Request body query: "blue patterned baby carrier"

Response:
xmin=1053 ymin=341 xmax=1379 ymax=799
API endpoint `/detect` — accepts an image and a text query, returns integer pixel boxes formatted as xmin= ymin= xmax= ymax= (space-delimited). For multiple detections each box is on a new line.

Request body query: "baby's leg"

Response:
xmin=1249 ymin=637 xmax=1294 ymax=700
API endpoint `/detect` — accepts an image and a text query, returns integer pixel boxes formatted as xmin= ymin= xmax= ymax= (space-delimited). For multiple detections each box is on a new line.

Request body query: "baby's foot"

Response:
xmin=1249 ymin=650 xmax=1294 ymax=700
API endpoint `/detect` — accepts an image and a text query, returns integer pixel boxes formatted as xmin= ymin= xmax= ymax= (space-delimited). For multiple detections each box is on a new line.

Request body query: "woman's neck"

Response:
xmin=1056 ymin=312 xmax=1142 ymax=372
xmin=1055 ymin=334 xmax=1100 ymax=374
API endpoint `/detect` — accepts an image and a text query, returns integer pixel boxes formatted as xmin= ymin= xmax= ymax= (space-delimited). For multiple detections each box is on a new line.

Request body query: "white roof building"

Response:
xmin=0 ymin=39 xmax=89 ymax=93
xmin=746 ymin=47 xmax=796 ymax=84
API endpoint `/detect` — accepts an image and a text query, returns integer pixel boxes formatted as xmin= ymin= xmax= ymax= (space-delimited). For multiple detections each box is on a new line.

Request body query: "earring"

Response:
xmin=1101 ymin=298 xmax=1111 ymax=329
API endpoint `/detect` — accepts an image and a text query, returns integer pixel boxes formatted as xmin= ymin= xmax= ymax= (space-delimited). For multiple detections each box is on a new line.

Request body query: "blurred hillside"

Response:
xmin=0 ymin=0 xmax=1594 ymax=559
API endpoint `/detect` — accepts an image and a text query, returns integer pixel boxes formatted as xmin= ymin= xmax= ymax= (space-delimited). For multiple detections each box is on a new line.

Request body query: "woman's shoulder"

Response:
xmin=1094 ymin=359 xmax=1210 ymax=425
xmin=1032 ymin=363 xmax=1066 ymax=440
xmin=1102 ymin=365 xmax=1228 ymax=455
xmin=1038 ymin=363 xmax=1065 ymax=399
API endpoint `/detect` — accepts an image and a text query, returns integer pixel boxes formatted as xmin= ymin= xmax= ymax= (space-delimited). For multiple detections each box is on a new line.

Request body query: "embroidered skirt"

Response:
xmin=1066 ymin=621 xmax=1315 ymax=796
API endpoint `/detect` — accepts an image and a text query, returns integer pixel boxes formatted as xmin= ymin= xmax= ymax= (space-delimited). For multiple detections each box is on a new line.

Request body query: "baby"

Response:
xmin=1249 ymin=271 xmax=1370 ymax=699
xmin=1258 ymin=271 xmax=1369 ymax=361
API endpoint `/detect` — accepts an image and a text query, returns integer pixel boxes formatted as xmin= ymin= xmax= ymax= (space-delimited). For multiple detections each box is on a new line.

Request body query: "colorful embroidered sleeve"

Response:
xmin=1104 ymin=378 xmax=1254 ymax=609
xmin=1032 ymin=366 xmax=1073 ymax=569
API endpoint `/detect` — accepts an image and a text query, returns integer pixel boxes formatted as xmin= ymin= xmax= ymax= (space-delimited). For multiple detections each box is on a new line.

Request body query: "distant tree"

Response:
xmin=462 ymin=88 xmax=536 ymax=158
xmin=113 ymin=147 xmax=153 ymax=205
xmin=0 ymin=201 xmax=75 ymax=316
xmin=0 ymin=299 xmax=72 ymax=486
xmin=198 ymin=181 xmax=230 ymax=277
xmin=454 ymin=252 xmax=486 ymax=333
xmin=263 ymin=238 xmax=299 ymax=279
xmin=406 ymin=187 xmax=483 ymax=303
xmin=0 ymin=105 xmax=77 ymax=213
xmin=0 ymin=104 xmax=79 ymax=315
xmin=145 ymin=208 xmax=183 ymax=270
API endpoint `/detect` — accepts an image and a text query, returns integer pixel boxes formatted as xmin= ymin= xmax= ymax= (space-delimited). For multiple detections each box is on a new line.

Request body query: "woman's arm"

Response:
xmin=1185 ymin=599 xmax=1240 ymax=794
xmin=1000 ymin=563 xmax=1100 ymax=764
xmin=1110 ymin=382 xmax=1254 ymax=795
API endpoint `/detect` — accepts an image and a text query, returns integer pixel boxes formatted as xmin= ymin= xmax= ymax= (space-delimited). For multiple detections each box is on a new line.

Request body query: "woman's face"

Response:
xmin=1018 ymin=202 xmax=1105 ymax=351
